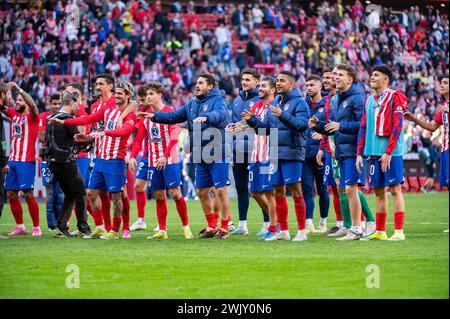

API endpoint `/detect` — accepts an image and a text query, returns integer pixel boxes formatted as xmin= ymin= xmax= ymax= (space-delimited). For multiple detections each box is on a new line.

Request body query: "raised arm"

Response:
xmin=63 ymin=105 xmax=106 ymax=126
xmin=404 ymin=111 xmax=441 ymax=132
xmin=104 ymin=113 xmax=136 ymax=137
xmin=152 ymin=105 xmax=188 ymax=124
xmin=9 ymin=82 xmax=39 ymax=118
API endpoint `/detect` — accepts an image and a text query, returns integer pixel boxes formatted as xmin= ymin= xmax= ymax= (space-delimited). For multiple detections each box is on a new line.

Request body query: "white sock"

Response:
xmin=394 ymin=229 xmax=404 ymax=233
xmin=336 ymin=221 xmax=344 ymax=228
xmin=306 ymin=219 xmax=313 ymax=227
xmin=18 ymin=224 xmax=25 ymax=229
xmin=97 ymin=225 xmax=105 ymax=231
xmin=320 ymin=218 xmax=327 ymax=225
xmin=361 ymin=221 xmax=366 ymax=229
xmin=297 ymin=229 xmax=306 ymax=235
xmin=138 ymin=218 xmax=144 ymax=224
xmin=182 ymin=225 xmax=190 ymax=230
xmin=263 ymin=222 xmax=269 ymax=229
xmin=238 ymin=220 xmax=248 ymax=229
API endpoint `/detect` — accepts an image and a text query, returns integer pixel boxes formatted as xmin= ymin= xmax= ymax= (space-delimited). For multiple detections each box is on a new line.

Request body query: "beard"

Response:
xmin=15 ymin=105 xmax=26 ymax=113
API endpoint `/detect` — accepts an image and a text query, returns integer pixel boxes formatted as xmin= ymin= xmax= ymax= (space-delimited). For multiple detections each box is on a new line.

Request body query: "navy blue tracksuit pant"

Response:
xmin=301 ymin=157 xmax=330 ymax=220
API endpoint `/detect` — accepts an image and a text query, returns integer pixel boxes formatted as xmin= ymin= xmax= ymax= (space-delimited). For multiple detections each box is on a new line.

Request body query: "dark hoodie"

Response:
xmin=152 ymin=88 xmax=231 ymax=162
xmin=313 ymin=81 xmax=365 ymax=159
xmin=305 ymin=95 xmax=327 ymax=158
xmin=230 ymin=86 xmax=260 ymax=160
xmin=247 ymin=88 xmax=310 ymax=161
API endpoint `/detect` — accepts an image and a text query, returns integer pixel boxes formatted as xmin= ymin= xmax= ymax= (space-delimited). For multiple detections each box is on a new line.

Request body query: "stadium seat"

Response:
xmin=407 ymin=177 xmax=421 ymax=192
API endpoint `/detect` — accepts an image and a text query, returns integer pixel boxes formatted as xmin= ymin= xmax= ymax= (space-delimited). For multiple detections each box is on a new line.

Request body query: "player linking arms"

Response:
xmin=356 ymin=65 xmax=409 ymax=241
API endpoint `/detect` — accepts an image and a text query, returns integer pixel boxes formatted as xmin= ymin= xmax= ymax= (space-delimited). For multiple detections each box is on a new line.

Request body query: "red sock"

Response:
xmin=100 ymin=193 xmax=111 ymax=231
xmin=175 ymin=197 xmax=189 ymax=226
xmin=227 ymin=215 xmax=232 ymax=222
xmin=375 ymin=212 xmax=387 ymax=232
xmin=331 ymin=186 xmax=342 ymax=221
xmin=205 ymin=213 xmax=217 ymax=229
xmin=156 ymin=199 xmax=168 ymax=231
xmin=293 ymin=195 xmax=306 ymax=231
xmin=135 ymin=191 xmax=147 ymax=219
xmin=9 ymin=196 xmax=24 ymax=225
xmin=122 ymin=197 xmax=130 ymax=231
xmin=112 ymin=217 xmax=121 ymax=232
xmin=394 ymin=211 xmax=404 ymax=230
xmin=220 ymin=219 xmax=228 ymax=230
xmin=25 ymin=196 xmax=39 ymax=227
xmin=361 ymin=213 xmax=366 ymax=222
xmin=275 ymin=196 xmax=289 ymax=231
xmin=92 ymin=209 xmax=104 ymax=227
xmin=268 ymin=225 xmax=277 ymax=233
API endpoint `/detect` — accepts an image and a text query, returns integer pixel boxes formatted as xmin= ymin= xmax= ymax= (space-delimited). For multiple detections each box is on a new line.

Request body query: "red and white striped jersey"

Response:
xmin=434 ymin=100 xmax=449 ymax=152
xmin=89 ymin=96 xmax=116 ymax=157
xmin=131 ymin=106 xmax=180 ymax=166
xmin=250 ymin=101 xmax=270 ymax=163
xmin=6 ymin=108 xmax=39 ymax=162
xmin=101 ymin=108 xmax=137 ymax=160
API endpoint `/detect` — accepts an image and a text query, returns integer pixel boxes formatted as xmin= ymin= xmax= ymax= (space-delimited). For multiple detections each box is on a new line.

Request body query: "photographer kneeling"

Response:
xmin=43 ymin=92 xmax=92 ymax=238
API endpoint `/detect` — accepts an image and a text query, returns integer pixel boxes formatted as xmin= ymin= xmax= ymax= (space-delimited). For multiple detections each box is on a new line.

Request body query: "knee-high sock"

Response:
xmin=175 ymin=197 xmax=189 ymax=226
xmin=100 ymin=193 xmax=111 ymax=231
xmin=92 ymin=209 xmax=104 ymax=227
xmin=339 ymin=192 xmax=351 ymax=229
xmin=25 ymin=196 xmax=40 ymax=227
xmin=358 ymin=190 xmax=374 ymax=222
xmin=275 ymin=196 xmax=289 ymax=231
xmin=376 ymin=212 xmax=387 ymax=232
xmin=156 ymin=199 xmax=168 ymax=231
xmin=394 ymin=211 xmax=405 ymax=231
xmin=122 ymin=196 xmax=130 ymax=231
xmin=331 ymin=186 xmax=342 ymax=221
xmin=293 ymin=195 xmax=306 ymax=231
xmin=9 ymin=196 xmax=24 ymax=225
xmin=112 ymin=217 xmax=121 ymax=233
xmin=86 ymin=197 xmax=93 ymax=216
xmin=135 ymin=191 xmax=146 ymax=219
xmin=206 ymin=213 xmax=217 ymax=229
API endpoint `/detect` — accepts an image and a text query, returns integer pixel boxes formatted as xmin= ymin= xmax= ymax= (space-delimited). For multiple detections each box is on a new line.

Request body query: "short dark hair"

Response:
xmin=306 ymin=75 xmax=322 ymax=83
xmin=334 ymin=64 xmax=357 ymax=82
xmin=137 ymin=85 xmax=148 ymax=97
xmin=50 ymin=93 xmax=61 ymax=101
xmin=322 ymin=67 xmax=334 ymax=74
xmin=146 ymin=82 xmax=164 ymax=94
xmin=242 ymin=68 xmax=261 ymax=81
xmin=67 ymin=82 xmax=84 ymax=95
xmin=198 ymin=73 xmax=216 ymax=86
xmin=61 ymin=92 xmax=78 ymax=106
xmin=96 ymin=73 xmax=115 ymax=85
xmin=261 ymin=76 xmax=276 ymax=89
xmin=372 ymin=64 xmax=393 ymax=81
xmin=279 ymin=70 xmax=296 ymax=80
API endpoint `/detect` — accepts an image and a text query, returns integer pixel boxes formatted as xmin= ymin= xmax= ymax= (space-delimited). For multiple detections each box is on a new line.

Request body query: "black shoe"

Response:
xmin=53 ymin=229 xmax=74 ymax=238
xmin=325 ymin=226 xmax=340 ymax=236
xmin=198 ymin=228 xmax=207 ymax=236
xmin=199 ymin=228 xmax=217 ymax=239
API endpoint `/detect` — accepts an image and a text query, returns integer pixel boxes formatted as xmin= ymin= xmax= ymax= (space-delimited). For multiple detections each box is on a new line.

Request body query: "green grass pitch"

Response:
xmin=0 ymin=192 xmax=448 ymax=299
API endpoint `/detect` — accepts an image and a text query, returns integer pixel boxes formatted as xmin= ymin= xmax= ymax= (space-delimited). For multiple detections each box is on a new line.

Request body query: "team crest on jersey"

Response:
xmin=106 ymin=120 xmax=115 ymax=130
xmin=203 ymin=104 xmax=208 ymax=111
xmin=151 ymin=126 xmax=160 ymax=138
xmin=13 ymin=124 xmax=22 ymax=137
xmin=249 ymin=101 xmax=255 ymax=108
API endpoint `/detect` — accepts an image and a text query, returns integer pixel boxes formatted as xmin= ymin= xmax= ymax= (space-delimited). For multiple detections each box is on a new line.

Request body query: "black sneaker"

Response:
xmin=325 ymin=226 xmax=340 ymax=236
xmin=53 ymin=229 xmax=75 ymax=238
xmin=199 ymin=228 xmax=217 ymax=239
xmin=198 ymin=228 xmax=207 ymax=236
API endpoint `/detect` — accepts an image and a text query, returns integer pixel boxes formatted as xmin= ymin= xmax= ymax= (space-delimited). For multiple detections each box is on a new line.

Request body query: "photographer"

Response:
xmin=0 ymin=82 xmax=9 ymax=239
xmin=45 ymin=92 xmax=92 ymax=238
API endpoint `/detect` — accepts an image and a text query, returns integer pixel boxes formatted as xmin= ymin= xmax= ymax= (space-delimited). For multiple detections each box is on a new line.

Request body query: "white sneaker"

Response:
xmin=316 ymin=224 xmax=327 ymax=233
xmin=276 ymin=230 xmax=291 ymax=241
xmin=153 ymin=225 xmax=160 ymax=232
xmin=292 ymin=230 xmax=308 ymax=242
xmin=70 ymin=229 xmax=80 ymax=237
xmin=328 ymin=227 xmax=348 ymax=238
xmin=363 ymin=221 xmax=376 ymax=237
xmin=130 ymin=220 xmax=147 ymax=231
xmin=306 ymin=224 xmax=315 ymax=234
xmin=337 ymin=230 xmax=363 ymax=241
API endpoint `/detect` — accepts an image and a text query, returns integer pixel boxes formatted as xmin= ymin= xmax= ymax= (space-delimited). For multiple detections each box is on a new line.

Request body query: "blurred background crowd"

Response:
xmin=0 ymin=0 xmax=448 ymax=196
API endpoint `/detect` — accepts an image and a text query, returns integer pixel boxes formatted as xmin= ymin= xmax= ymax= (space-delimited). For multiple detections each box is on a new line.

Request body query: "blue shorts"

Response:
xmin=338 ymin=157 xmax=365 ymax=189
xmin=136 ymin=157 xmax=149 ymax=181
xmin=77 ymin=157 xmax=91 ymax=189
xmin=440 ymin=150 xmax=449 ymax=187
xmin=249 ymin=161 xmax=273 ymax=193
xmin=368 ymin=156 xmax=404 ymax=188
xmin=41 ymin=161 xmax=51 ymax=187
xmin=148 ymin=164 xmax=181 ymax=190
xmin=271 ymin=160 xmax=302 ymax=186
xmin=195 ymin=162 xmax=229 ymax=189
xmin=5 ymin=161 xmax=36 ymax=191
xmin=323 ymin=153 xmax=336 ymax=187
xmin=88 ymin=158 xmax=126 ymax=192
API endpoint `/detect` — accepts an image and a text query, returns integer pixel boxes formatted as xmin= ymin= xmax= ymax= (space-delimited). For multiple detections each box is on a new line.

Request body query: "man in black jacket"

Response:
xmin=0 ymin=82 xmax=9 ymax=239
xmin=45 ymin=92 xmax=92 ymax=238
